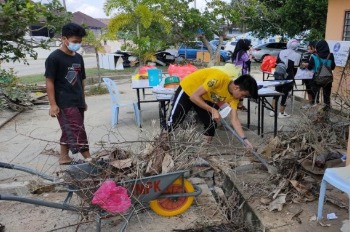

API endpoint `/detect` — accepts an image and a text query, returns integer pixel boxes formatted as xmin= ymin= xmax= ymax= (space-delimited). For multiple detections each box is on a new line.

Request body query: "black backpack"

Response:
xmin=313 ymin=54 xmax=333 ymax=86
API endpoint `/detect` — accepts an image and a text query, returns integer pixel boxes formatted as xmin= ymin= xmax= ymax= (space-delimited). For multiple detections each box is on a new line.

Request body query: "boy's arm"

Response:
xmin=230 ymin=109 xmax=253 ymax=148
xmin=190 ymin=86 xmax=220 ymax=122
xmin=82 ymin=79 xmax=87 ymax=111
xmin=46 ymin=77 xmax=60 ymax=117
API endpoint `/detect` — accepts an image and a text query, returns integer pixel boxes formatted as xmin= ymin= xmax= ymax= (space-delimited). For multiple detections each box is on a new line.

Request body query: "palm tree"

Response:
xmin=104 ymin=0 xmax=171 ymax=64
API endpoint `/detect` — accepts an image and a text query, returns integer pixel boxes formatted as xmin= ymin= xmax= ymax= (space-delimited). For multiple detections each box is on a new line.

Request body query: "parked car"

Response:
xmin=178 ymin=41 xmax=231 ymax=62
xmin=224 ymin=40 xmax=238 ymax=57
xmin=154 ymin=48 xmax=178 ymax=65
xmin=210 ymin=39 xmax=227 ymax=50
xmin=251 ymin=42 xmax=307 ymax=62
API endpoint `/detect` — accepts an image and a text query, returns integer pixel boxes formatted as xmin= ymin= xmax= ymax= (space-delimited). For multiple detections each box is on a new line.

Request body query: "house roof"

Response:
xmin=72 ymin=11 xmax=106 ymax=29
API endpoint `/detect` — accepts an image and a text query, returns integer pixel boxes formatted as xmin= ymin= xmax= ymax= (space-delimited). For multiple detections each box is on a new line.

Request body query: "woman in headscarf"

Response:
xmin=306 ymin=40 xmax=335 ymax=115
xmin=231 ymin=39 xmax=252 ymax=111
xmin=269 ymin=39 xmax=301 ymax=118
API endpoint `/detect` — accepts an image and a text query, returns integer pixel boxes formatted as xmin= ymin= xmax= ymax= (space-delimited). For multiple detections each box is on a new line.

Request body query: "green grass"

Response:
xmin=18 ymin=67 xmax=138 ymax=85
xmin=18 ymin=74 xmax=46 ymax=84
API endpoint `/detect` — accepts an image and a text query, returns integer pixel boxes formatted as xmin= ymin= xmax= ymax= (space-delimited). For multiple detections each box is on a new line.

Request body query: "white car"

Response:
xmin=224 ymin=40 xmax=237 ymax=57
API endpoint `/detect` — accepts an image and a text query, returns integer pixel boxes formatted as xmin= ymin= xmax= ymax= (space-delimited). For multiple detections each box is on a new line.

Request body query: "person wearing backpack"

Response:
xmin=269 ymin=39 xmax=301 ymax=118
xmin=231 ymin=39 xmax=252 ymax=111
xmin=305 ymin=40 xmax=335 ymax=113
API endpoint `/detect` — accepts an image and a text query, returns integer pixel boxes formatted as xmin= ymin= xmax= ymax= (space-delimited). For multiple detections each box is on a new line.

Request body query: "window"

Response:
xmin=344 ymin=11 xmax=350 ymax=41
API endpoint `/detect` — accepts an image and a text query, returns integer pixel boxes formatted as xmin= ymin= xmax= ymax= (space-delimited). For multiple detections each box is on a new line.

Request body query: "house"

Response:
xmin=72 ymin=11 xmax=106 ymax=37
xmin=326 ymin=1 xmax=350 ymax=41
xmin=325 ymin=1 xmax=350 ymax=98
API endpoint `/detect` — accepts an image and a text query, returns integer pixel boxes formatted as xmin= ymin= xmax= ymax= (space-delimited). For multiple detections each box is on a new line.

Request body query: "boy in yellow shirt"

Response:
xmin=167 ymin=65 xmax=258 ymax=148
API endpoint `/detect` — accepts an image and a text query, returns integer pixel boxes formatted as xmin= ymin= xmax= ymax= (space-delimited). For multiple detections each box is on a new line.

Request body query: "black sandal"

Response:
xmin=59 ymin=159 xmax=86 ymax=165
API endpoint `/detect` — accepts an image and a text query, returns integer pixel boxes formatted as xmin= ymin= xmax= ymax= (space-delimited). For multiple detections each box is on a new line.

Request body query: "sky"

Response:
xmin=35 ymin=0 xmax=208 ymax=19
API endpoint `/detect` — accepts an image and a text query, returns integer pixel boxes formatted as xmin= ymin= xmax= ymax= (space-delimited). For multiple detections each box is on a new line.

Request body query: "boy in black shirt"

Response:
xmin=45 ymin=23 xmax=91 ymax=165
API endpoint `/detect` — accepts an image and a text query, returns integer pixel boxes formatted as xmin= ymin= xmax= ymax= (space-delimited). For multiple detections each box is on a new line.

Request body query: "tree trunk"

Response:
xmin=95 ymin=48 xmax=101 ymax=86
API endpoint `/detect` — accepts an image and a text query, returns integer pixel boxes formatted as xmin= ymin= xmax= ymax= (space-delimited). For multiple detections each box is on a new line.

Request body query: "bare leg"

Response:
xmin=202 ymin=135 xmax=213 ymax=145
xmin=59 ymin=144 xmax=72 ymax=164
xmin=280 ymin=105 xmax=286 ymax=114
xmin=81 ymin=150 xmax=91 ymax=159
xmin=307 ymin=93 xmax=313 ymax=105
xmin=271 ymin=99 xmax=276 ymax=110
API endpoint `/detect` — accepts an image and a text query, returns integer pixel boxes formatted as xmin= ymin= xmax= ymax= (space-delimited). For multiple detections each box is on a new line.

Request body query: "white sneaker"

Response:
xmin=269 ymin=111 xmax=275 ymax=117
xmin=278 ymin=112 xmax=291 ymax=118
xmin=301 ymin=104 xmax=311 ymax=109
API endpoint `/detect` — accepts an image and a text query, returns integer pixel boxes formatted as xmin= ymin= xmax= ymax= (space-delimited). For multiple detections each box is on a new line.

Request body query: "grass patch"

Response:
xmin=85 ymin=67 xmax=137 ymax=77
xmin=17 ymin=67 xmax=139 ymax=85
xmin=85 ymin=84 xmax=109 ymax=96
xmin=18 ymin=74 xmax=45 ymax=85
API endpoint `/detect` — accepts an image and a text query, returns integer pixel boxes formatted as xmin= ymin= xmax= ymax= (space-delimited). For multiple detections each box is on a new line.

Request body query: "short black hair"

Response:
xmin=308 ymin=41 xmax=317 ymax=48
xmin=62 ymin=23 xmax=87 ymax=38
xmin=233 ymin=74 xmax=258 ymax=99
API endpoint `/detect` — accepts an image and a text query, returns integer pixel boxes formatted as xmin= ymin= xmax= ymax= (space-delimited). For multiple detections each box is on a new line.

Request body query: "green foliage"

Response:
xmin=0 ymin=0 xmax=70 ymax=111
xmin=245 ymin=0 xmax=328 ymax=40
xmin=105 ymin=0 xmax=172 ymax=63
xmin=0 ymin=0 xmax=71 ymax=64
xmin=0 ymin=69 xmax=32 ymax=111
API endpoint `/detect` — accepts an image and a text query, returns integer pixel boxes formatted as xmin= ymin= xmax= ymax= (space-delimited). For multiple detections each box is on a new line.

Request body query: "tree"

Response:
xmin=0 ymin=0 xmax=71 ymax=65
xmin=0 ymin=0 xmax=71 ymax=111
xmin=104 ymin=0 xmax=172 ymax=64
xmin=83 ymin=30 xmax=107 ymax=85
xmin=242 ymin=0 xmax=328 ymax=41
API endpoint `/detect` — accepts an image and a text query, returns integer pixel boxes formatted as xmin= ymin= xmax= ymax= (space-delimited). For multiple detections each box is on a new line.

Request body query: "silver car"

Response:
xmin=251 ymin=42 xmax=307 ymax=62
xmin=251 ymin=42 xmax=287 ymax=62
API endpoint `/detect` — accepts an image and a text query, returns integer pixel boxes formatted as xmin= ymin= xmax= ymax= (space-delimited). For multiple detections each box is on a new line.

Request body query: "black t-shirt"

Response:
xmin=45 ymin=49 xmax=86 ymax=109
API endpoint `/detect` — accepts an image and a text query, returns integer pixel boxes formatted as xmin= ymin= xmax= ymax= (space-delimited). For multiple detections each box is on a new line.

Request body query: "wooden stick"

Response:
xmin=347 ymin=126 xmax=350 ymax=166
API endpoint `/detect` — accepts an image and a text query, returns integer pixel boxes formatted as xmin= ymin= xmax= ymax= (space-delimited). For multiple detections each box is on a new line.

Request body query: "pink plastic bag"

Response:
xmin=139 ymin=65 xmax=156 ymax=75
xmin=168 ymin=64 xmax=198 ymax=79
xmin=91 ymin=180 xmax=131 ymax=213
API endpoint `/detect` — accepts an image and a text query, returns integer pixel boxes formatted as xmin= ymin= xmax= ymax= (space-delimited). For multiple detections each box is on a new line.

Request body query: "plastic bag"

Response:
xmin=260 ymin=56 xmax=277 ymax=73
xmin=133 ymin=65 xmax=156 ymax=80
xmin=168 ymin=64 xmax=198 ymax=79
xmin=91 ymin=180 xmax=131 ymax=213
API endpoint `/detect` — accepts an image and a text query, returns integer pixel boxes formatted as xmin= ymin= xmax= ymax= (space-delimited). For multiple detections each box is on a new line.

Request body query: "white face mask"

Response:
xmin=67 ymin=42 xmax=81 ymax=52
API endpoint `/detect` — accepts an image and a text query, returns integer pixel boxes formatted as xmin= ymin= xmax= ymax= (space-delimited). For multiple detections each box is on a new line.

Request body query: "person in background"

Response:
xmin=304 ymin=40 xmax=335 ymax=116
xmin=231 ymin=39 xmax=252 ymax=111
xmin=269 ymin=39 xmax=301 ymax=118
xmin=45 ymin=23 xmax=91 ymax=165
xmin=166 ymin=64 xmax=258 ymax=148
xmin=300 ymin=41 xmax=317 ymax=109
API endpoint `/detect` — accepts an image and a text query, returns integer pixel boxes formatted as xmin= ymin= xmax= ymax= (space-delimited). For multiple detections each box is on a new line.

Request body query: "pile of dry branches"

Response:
xmin=256 ymin=110 xmax=349 ymax=212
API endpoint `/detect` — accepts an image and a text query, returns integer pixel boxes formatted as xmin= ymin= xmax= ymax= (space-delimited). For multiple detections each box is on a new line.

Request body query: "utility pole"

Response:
xmin=62 ymin=0 xmax=67 ymax=11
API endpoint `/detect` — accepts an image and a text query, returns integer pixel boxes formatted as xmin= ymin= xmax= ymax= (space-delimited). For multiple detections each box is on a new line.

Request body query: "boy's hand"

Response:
xmin=84 ymin=103 xmax=88 ymax=111
xmin=49 ymin=105 xmax=60 ymax=117
xmin=211 ymin=108 xmax=220 ymax=122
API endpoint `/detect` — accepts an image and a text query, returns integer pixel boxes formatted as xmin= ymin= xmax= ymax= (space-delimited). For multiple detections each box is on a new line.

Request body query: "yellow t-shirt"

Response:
xmin=180 ymin=68 xmax=239 ymax=109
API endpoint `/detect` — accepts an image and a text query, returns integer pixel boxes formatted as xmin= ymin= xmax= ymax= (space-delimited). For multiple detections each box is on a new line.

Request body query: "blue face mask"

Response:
xmin=67 ymin=42 xmax=81 ymax=52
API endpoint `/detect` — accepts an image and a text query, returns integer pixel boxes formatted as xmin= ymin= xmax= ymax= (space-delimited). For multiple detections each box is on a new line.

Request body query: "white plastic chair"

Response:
xmin=103 ymin=77 xmax=141 ymax=127
xmin=317 ymin=165 xmax=350 ymax=221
